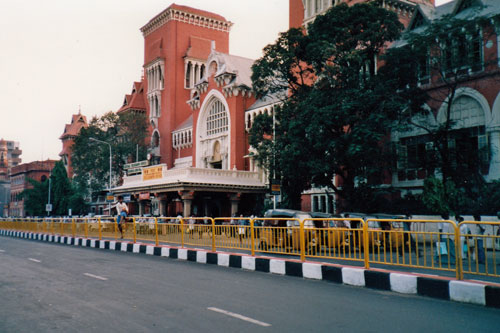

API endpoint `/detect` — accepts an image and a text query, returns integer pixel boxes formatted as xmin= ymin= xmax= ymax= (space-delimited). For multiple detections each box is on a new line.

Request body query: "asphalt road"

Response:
xmin=0 ymin=237 xmax=499 ymax=333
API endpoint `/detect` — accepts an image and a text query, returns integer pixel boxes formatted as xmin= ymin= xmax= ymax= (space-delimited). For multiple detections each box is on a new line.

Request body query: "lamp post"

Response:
xmin=89 ymin=137 xmax=112 ymax=215
xmin=47 ymin=171 xmax=52 ymax=216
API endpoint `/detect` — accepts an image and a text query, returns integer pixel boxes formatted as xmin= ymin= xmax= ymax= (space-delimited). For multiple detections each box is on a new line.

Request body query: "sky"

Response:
xmin=0 ymin=0 xmax=288 ymax=164
xmin=1 ymin=0 xmax=453 ymax=164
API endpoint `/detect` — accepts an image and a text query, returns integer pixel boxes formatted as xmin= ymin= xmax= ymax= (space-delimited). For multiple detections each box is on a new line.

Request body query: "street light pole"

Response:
xmin=89 ymin=138 xmax=112 ymax=215
xmin=47 ymin=172 xmax=51 ymax=216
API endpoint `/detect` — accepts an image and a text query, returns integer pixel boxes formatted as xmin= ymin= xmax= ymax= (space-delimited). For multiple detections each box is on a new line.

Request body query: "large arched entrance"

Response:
xmin=196 ymin=91 xmax=231 ymax=169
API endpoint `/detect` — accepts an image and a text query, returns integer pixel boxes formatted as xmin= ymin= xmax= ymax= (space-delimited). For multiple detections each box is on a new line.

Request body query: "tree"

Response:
xmin=250 ymin=3 xmax=404 ymax=210
xmin=71 ymin=111 xmax=149 ymax=196
xmin=22 ymin=178 xmax=49 ymax=216
xmin=383 ymin=7 xmax=497 ymax=214
xmin=22 ymin=161 xmax=86 ymax=216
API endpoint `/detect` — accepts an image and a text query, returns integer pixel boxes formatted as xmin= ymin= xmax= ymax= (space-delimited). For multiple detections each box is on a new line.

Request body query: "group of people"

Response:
xmin=437 ymin=214 xmax=487 ymax=264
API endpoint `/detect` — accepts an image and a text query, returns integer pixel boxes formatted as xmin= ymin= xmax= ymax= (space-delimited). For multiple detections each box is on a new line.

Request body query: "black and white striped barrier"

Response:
xmin=1 ymin=229 xmax=499 ymax=309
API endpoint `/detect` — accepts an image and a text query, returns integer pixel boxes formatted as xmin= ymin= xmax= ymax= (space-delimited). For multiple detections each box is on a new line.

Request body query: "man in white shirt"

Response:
xmin=115 ymin=196 xmax=129 ymax=239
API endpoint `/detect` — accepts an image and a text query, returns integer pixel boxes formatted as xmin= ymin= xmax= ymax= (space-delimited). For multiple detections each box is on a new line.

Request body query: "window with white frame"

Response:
xmin=312 ymin=193 xmax=334 ymax=213
xmin=441 ymin=27 xmax=483 ymax=72
xmin=206 ymin=99 xmax=228 ymax=136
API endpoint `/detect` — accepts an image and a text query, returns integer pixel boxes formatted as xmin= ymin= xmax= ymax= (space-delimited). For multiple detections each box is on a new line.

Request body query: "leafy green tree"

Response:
xmin=22 ymin=161 xmax=86 ymax=216
xmin=250 ymin=3 xmax=404 ymax=210
xmin=71 ymin=111 xmax=149 ymax=195
xmin=22 ymin=178 xmax=49 ymax=216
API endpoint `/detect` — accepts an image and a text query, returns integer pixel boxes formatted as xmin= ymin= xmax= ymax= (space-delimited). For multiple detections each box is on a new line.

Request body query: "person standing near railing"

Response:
xmin=114 ymin=196 xmax=128 ymax=239
xmin=437 ymin=213 xmax=455 ymax=265
xmin=400 ymin=214 xmax=421 ymax=257
xmin=469 ymin=215 xmax=485 ymax=264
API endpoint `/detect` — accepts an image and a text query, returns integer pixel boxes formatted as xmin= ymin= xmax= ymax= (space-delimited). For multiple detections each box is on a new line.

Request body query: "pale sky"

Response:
xmin=0 ymin=0 xmax=453 ymax=164
xmin=0 ymin=0 xmax=288 ymax=164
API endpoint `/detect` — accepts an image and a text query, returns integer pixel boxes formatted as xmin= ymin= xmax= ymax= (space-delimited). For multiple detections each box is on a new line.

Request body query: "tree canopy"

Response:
xmin=71 ymin=111 xmax=149 ymax=196
xmin=22 ymin=161 xmax=85 ymax=216
xmin=250 ymin=3 xmax=404 ymax=210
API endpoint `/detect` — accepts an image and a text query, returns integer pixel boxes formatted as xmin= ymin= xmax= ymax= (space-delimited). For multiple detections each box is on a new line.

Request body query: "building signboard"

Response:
xmin=139 ymin=192 xmax=150 ymax=200
xmin=142 ymin=165 xmax=164 ymax=181
xmin=124 ymin=160 xmax=149 ymax=170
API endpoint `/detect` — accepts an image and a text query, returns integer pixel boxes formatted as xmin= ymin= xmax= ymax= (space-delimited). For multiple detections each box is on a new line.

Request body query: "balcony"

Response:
xmin=114 ymin=167 xmax=267 ymax=193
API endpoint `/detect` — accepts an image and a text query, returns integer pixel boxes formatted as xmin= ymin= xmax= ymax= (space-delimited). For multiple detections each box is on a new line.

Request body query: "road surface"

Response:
xmin=0 ymin=237 xmax=498 ymax=332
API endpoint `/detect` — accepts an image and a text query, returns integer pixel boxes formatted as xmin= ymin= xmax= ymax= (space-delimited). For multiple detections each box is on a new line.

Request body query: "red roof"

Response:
xmin=117 ymin=80 xmax=147 ymax=114
xmin=185 ymin=36 xmax=212 ymax=60
xmin=59 ymin=114 xmax=88 ymax=139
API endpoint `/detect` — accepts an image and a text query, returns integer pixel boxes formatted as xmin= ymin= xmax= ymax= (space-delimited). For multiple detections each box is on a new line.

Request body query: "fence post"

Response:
xmin=300 ymin=220 xmax=306 ymax=262
xmin=211 ymin=218 xmax=216 ymax=252
xmin=60 ymin=218 xmax=64 ymax=235
xmin=72 ymin=218 xmax=76 ymax=238
xmin=133 ymin=217 xmax=137 ymax=243
xmin=84 ymin=219 xmax=88 ymax=239
xmin=363 ymin=219 xmax=370 ymax=269
xmin=155 ymin=218 xmax=159 ymax=246
xmin=180 ymin=218 xmax=185 ymax=248
xmin=51 ymin=220 xmax=55 ymax=235
xmin=454 ymin=222 xmax=463 ymax=280
xmin=250 ymin=219 xmax=255 ymax=257
xmin=98 ymin=218 xmax=102 ymax=240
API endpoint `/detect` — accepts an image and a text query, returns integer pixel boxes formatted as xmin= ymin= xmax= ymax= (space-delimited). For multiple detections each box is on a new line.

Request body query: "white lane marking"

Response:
xmin=28 ymin=258 xmax=41 ymax=263
xmin=83 ymin=273 xmax=108 ymax=281
xmin=0 ymin=249 xmax=5 ymax=253
xmin=207 ymin=307 xmax=271 ymax=327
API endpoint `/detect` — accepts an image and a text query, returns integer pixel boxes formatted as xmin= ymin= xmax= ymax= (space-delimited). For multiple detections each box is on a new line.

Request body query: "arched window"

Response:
xmin=185 ymin=62 xmax=192 ymax=88
xmin=152 ymin=131 xmax=160 ymax=148
xmin=200 ymin=64 xmax=205 ymax=80
xmin=206 ymin=99 xmax=228 ymax=136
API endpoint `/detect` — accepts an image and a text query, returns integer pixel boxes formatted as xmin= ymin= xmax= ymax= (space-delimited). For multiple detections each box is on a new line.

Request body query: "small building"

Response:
xmin=9 ymin=160 xmax=56 ymax=217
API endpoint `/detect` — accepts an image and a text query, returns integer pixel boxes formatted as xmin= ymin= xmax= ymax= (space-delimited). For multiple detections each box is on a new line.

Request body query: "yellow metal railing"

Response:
xmin=2 ymin=217 xmax=500 ymax=280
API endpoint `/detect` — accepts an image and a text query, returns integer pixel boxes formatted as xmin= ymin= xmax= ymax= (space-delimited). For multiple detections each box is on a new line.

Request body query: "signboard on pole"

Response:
xmin=106 ymin=193 xmax=115 ymax=203
xmin=271 ymin=179 xmax=281 ymax=195
xmin=45 ymin=204 xmax=52 ymax=213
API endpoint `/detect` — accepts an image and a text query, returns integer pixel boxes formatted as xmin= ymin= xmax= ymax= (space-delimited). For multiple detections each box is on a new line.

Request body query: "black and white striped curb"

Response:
xmin=2 ymin=229 xmax=499 ymax=309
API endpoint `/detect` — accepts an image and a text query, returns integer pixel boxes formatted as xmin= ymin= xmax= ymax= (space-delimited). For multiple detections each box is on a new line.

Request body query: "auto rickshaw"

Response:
xmin=258 ymin=209 xmax=312 ymax=252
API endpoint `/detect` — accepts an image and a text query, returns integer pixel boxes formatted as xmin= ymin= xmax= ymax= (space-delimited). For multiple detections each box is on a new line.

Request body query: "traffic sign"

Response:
xmin=46 ymin=204 xmax=52 ymax=212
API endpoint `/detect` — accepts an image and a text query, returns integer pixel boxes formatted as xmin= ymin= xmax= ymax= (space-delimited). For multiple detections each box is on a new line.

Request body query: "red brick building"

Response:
xmin=59 ymin=113 xmax=88 ymax=178
xmin=9 ymin=160 xmax=56 ymax=217
xmin=290 ymin=0 xmax=500 ymax=213
xmin=113 ymin=4 xmax=268 ymax=217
